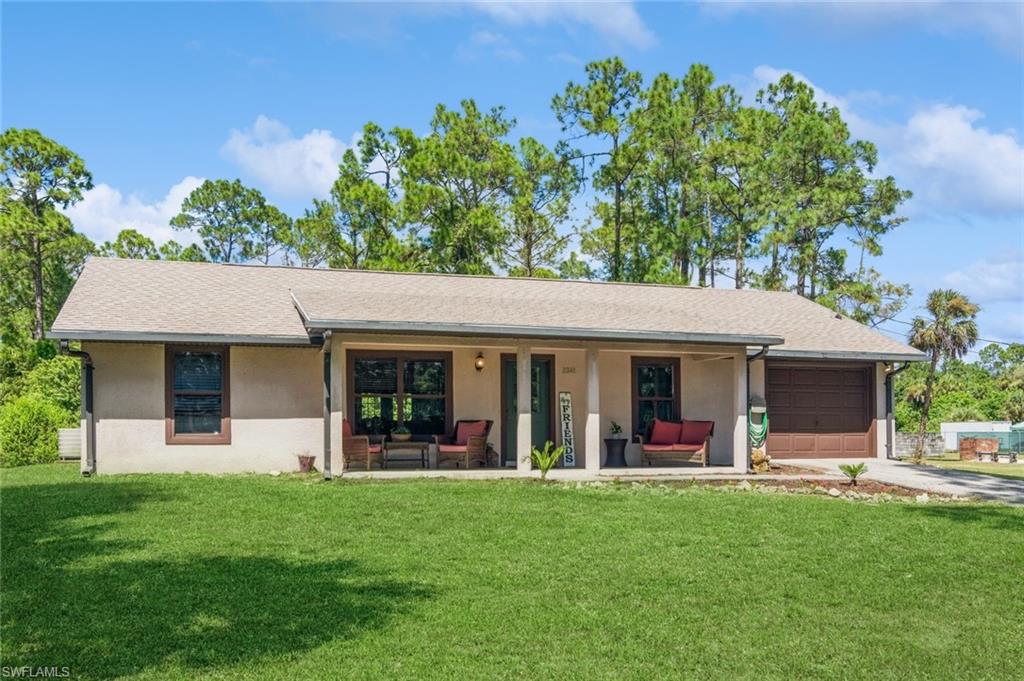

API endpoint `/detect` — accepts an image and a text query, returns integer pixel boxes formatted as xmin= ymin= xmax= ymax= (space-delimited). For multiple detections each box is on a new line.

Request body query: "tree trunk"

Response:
xmin=914 ymin=351 xmax=941 ymax=461
xmin=735 ymin=226 xmax=744 ymax=289
xmin=705 ymin=194 xmax=714 ymax=287
xmin=32 ymin=236 xmax=44 ymax=340
xmin=613 ymin=180 xmax=622 ymax=281
xmin=678 ymin=191 xmax=690 ymax=283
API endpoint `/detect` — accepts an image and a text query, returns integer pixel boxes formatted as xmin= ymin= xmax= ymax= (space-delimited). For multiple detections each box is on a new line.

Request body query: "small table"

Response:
xmin=383 ymin=441 xmax=429 ymax=469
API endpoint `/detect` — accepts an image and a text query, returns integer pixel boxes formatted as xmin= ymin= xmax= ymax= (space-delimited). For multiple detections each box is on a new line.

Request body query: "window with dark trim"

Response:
xmin=165 ymin=346 xmax=230 ymax=444
xmin=631 ymin=356 xmax=680 ymax=436
xmin=347 ymin=350 xmax=452 ymax=437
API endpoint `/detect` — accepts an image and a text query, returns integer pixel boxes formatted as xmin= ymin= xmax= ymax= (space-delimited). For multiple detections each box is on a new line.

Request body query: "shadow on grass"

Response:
xmin=1 ymin=481 xmax=432 ymax=678
xmin=900 ymin=503 xmax=1024 ymax=531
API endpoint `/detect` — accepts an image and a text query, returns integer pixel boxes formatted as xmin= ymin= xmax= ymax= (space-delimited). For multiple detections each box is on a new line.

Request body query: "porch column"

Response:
xmin=585 ymin=346 xmax=601 ymax=474
xmin=516 ymin=345 xmax=532 ymax=473
xmin=322 ymin=335 xmax=333 ymax=480
xmin=733 ymin=349 xmax=748 ymax=472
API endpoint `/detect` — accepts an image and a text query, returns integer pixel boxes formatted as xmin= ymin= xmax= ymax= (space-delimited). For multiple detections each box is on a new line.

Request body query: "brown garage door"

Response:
xmin=766 ymin=363 xmax=874 ymax=459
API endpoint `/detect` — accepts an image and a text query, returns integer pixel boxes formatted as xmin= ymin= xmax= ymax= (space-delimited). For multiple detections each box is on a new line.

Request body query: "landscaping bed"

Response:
xmin=3 ymin=464 xmax=1022 ymax=680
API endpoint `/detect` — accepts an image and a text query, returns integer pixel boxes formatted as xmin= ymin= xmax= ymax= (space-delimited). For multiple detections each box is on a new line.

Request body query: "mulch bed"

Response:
xmin=740 ymin=478 xmax=929 ymax=498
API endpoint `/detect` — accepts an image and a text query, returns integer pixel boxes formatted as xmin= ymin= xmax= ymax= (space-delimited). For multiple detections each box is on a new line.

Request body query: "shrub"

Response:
xmin=529 ymin=441 xmax=564 ymax=480
xmin=18 ymin=355 xmax=81 ymax=421
xmin=0 ymin=395 xmax=66 ymax=467
xmin=839 ymin=462 xmax=868 ymax=486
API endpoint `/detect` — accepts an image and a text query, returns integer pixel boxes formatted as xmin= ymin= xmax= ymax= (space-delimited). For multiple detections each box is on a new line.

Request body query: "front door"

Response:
xmin=501 ymin=355 xmax=554 ymax=466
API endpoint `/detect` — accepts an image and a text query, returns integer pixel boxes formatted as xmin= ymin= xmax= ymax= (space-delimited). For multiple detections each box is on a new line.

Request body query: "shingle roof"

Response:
xmin=50 ymin=257 xmax=924 ymax=360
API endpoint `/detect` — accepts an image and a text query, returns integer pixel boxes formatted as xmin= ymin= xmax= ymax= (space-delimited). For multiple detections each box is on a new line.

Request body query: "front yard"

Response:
xmin=2 ymin=465 xmax=1022 ymax=679
xmin=925 ymin=460 xmax=1024 ymax=481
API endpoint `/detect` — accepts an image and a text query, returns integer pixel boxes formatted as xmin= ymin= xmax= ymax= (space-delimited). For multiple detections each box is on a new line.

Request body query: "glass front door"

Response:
xmin=502 ymin=355 xmax=554 ymax=466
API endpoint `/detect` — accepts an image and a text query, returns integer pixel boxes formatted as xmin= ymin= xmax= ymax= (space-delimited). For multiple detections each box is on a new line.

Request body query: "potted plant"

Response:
xmin=391 ymin=425 xmax=412 ymax=442
xmin=297 ymin=451 xmax=316 ymax=473
xmin=603 ymin=421 xmax=628 ymax=467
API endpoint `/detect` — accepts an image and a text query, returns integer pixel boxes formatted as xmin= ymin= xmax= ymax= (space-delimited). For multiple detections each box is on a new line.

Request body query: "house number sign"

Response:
xmin=559 ymin=391 xmax=576 ymax=467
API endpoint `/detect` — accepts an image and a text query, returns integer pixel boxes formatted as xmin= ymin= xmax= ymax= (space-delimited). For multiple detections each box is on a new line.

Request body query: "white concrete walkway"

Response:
xmin=777 ymin=458 xmax=1024 ymax=505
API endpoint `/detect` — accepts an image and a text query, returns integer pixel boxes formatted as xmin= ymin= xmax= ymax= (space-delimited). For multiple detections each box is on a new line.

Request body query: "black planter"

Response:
xmin=603 ymin=437 xmax=628 ymax=468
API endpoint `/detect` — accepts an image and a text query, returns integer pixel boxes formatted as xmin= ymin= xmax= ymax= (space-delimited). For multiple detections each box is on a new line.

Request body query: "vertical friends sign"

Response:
xmin=559 ymin=391 xmax=575 ymax=467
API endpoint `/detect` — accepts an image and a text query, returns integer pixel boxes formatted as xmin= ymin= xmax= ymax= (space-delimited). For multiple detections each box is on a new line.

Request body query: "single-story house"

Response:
xmin=49 ymin=257 xmax=924 ymax=477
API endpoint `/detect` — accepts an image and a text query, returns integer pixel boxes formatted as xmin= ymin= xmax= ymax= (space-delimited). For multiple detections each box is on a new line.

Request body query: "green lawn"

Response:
xmin=925 ymin=460 xmax=1024 ymax=480
xmin=2 ymin=465 xmax=1022 ymax=680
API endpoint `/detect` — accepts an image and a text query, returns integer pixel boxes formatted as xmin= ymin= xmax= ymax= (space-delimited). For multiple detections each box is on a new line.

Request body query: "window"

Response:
xmin=631 ymin=356 xmax=680 ymax=436
xmin=165 ymin=346 xmax=230 ymax=444
xmin=348 ymin=351 xmax=452 ymax=436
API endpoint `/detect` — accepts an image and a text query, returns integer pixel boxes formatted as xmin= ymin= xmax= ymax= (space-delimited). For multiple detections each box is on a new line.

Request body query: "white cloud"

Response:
xmin=886 ymin=105 xmax=1024 ymax=215
xmin=944 ymin=251 xmax=1024 ymax=305
xmin=220 ymin=115 xmax=350 ymax=199
xmin=470 ymin=1 xmax=656 ymax=49
xmin=63 ymin=176 xmax=204 ymax=246
xmin=704 ymin=1 xmax=1022 ymax=55
xmin=456 ymin=30 xmax=524 ymax=62
xmin=747 ymin=65 xmax=1024 ymax=216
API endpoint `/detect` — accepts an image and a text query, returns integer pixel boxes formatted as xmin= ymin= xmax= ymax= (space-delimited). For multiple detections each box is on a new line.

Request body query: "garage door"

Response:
xmin=766 ymin=363 xmax=874 ymax=459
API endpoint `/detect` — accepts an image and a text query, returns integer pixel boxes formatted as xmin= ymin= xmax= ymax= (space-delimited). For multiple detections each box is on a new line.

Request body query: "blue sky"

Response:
xmin=3 ymin=1 xmax=1022 ymax=352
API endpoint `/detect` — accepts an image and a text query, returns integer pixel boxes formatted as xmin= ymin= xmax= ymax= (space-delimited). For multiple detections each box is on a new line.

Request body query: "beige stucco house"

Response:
xmin=49 ymin=257 xmax=924 ymax=477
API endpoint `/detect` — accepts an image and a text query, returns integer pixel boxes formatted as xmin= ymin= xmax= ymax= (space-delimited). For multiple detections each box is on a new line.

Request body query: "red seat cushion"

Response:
xmin=342 ymin=419 xmax=353 ymax=437
xmin=650 ymin=418 xmax=682 ymax=445
xmin=438 ymin=444 xmax=468 ymax=454
xmin=641 ymin=443 xmax=676 ymax=452
xmin=455 ymin=420 xmax=488 ymax=445
xmin=672 ymin=443 xmax=704 ymax=453
xmin=368 ymin=444 xmax=382 ymax=454
xmin=680 ymin=420 xmax=714 ymax=444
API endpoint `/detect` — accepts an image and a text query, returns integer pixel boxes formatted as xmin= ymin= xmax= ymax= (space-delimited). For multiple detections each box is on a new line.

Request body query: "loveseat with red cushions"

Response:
xmin=637 ymin=418 xmax=715 ymax=466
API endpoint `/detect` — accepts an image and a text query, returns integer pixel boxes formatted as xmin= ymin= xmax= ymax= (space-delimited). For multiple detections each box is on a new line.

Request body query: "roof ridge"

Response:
xmin=89 ymin=255 xmax=802 ymax=297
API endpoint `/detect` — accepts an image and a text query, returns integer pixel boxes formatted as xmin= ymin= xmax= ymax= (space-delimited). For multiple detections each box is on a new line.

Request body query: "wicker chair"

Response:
xmin=342 ymin=419 xmax=383 ymax=471
xmin=638 ymin=418 xmax=714 ymax=467
xmin=434 ymin=420 xmax=493 ymax=468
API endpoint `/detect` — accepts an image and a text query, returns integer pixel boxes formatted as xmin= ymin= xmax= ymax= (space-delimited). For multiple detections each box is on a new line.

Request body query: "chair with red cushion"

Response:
xmin=639 ymin=418 xmax=714 ymax=467
xmin=342 ymin=419 xmax=383 ymax=470
xmin=434 ymin=420 xmax=493 ymax=468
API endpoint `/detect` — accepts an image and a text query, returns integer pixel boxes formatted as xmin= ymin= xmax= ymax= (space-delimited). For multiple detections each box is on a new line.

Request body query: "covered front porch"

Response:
xmin=323 ymin=334 xmax=757 ymax=477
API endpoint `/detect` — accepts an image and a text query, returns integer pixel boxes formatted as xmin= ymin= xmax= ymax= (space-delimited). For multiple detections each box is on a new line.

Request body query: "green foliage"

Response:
xmin=838 ymin=462 xmax=867 ymax=485
xmin=402 ymin=100 xmax=518 ymax=274
xmin=99 ymin=228 xmax=159 ymax=259
xmin=529 ymin=440 xmax=564 ymax=480
xmin=171 ymin=179 xmax=288 ymax=263
xmin=13 ymin=355 xmax=81 ymax=421
xmin=0 ymin=394 xmax=65 ymax=467
xmin=1 ymin=128 xmax=94 ymax=340
xmin=609 ymin=421 xmax=623 ymax=435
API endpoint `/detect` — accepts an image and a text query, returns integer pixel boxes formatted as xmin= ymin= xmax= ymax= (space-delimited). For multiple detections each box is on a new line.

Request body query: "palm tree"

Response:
xmin=908 ymin=289 xmax=979 ymax=461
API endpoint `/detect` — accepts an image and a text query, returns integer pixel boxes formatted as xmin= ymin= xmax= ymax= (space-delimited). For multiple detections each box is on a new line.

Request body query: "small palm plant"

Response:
xmin=529 ymin=441 xmax=564 ymax=480
xmin=839 ymin=462 xmax=868 ymax=486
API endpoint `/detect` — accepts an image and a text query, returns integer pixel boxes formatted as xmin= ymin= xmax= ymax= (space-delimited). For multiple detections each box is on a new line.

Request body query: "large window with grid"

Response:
xmin=347 ymin=351 xmax=452 ymax=437
xmin=165 ymin=346 xmax=230 ymax=444
xmin=631 ymin=356 xmax=680 ymax=436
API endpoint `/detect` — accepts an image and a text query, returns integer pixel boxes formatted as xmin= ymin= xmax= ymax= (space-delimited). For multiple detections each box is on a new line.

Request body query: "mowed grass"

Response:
xmin=926 ymin=460 xmax=1024 ymax=481
xmin=2 ymin=465 xmax=1022 ymax=680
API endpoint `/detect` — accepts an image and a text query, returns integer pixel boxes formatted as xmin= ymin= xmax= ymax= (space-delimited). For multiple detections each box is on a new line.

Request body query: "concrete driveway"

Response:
xmin=776 ymin=457 xmax=1024 ymax=505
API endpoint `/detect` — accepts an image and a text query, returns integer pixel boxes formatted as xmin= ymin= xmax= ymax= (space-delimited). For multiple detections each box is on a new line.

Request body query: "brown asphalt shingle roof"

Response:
xmin=49 ymin=257 xmax=924 ymax=360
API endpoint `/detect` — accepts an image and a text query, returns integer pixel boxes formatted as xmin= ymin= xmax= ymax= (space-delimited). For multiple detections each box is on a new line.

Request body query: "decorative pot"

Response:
xmin=297 ymin=454 xmax=316 ymax=473
xmin=392 ymin=432 xmax=412 ymax=442
xmin=603 ymin=437 xmax=628 ymax=467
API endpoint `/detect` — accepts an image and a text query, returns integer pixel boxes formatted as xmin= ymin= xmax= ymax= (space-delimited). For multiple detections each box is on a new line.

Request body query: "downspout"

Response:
xmin=884 ymin=362 xmax=910 ymax=460
xmin=60 ymin=340 xmax=95 ymax=476
xmin=745 ymin=345 xmax=770 ymax=471
xmin=321 ymin=330 xmax=333 ymax=480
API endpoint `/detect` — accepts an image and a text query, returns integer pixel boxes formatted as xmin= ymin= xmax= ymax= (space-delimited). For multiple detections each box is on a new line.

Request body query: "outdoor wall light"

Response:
xmin=474 ymin=353 xmax=486 ymax=372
